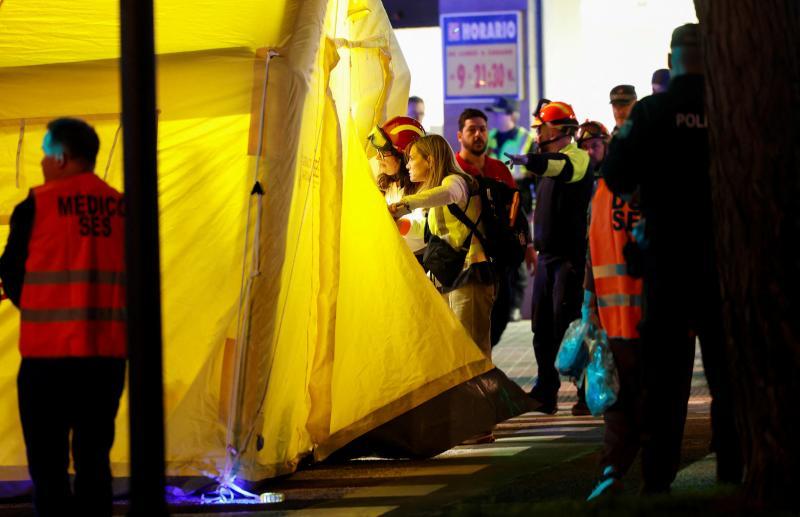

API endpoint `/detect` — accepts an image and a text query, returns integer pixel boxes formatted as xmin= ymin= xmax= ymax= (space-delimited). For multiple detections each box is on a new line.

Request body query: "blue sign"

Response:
xmin=441 ymin=11 xmax=523 ymax=100
xmin=444 ymin=13 xmax=520 ymax=46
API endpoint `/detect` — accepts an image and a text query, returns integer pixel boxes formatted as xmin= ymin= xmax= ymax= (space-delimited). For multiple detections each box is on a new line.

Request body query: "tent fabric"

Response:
xmin=0 ymin=0 xmax=502 ymax=485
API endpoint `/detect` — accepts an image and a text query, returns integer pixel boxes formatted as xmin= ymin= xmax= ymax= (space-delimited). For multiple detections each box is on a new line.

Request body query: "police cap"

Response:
xmin=486 ymin=97 xmax=519 ymax=115
xmin=609 ymin=84 xmax=637 ymax=105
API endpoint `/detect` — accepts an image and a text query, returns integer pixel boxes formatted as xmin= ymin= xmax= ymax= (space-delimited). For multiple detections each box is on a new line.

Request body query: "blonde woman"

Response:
xmin=389 ymin=134 xmax=495 ymax=357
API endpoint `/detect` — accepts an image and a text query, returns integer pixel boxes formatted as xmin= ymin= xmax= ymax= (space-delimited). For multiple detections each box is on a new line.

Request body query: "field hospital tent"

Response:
xmin=0 ymin=0 xmax=525 ymax=489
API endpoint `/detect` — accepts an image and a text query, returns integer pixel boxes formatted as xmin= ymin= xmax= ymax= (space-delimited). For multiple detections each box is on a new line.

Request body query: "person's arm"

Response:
xmin=522 ymin=144 xmax=589 ymax=184
xmin=602 ymin=99 xmax=652 ymax=195
xmin=506 ymin=144 xmax=589 ymax=184
xmin=0 ymin=193 xmax=35 ymax=308
xmin=402 ymin=175 xmax=468 ymax=211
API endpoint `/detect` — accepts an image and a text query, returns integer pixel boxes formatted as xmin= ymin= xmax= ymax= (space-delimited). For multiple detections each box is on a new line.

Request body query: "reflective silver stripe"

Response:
xmin=597 ymin=294 xmax=642 ymax=308
xmin=592 ymin=263 xmax=628 ymax=279
xmin=24 ymin=270 xmax=126 ymax=285
xmin=21 ymin=307 xmax=126 ymax=323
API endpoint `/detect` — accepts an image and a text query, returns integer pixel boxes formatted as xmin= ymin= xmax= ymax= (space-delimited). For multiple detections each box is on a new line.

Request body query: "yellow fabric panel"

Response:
xmin=227 ymin=0 xmax=331 ymax=480
xmin=0 ymin=0 xmax=493 ymax=484
xmin=317 ymin=122 xmax=492 ymax=457
xmin=0 ymin=0 xmax=290 ymax=67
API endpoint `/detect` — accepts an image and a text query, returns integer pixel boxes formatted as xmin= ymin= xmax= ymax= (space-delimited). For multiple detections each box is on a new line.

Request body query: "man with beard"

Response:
xmin=455 ymin=108 xmax=535 ymax=347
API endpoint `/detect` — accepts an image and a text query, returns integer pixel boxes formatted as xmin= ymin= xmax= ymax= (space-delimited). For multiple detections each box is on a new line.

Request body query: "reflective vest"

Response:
xmin=588 ymin=179 xmax=643 ymax=340
xmin=20 ymin=173 xmax=126 ymax=358
xmin=426 ymin=177 xmax=487 ymax=266
xmin=488 ymin=127 xmax=534 ymax=178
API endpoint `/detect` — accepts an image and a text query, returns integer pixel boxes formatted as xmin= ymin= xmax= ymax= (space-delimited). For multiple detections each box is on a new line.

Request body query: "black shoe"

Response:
xmin=571 ymin=399 xmax=592 ymax=416
xmin=528 ymin=392 xmax=558 ymax=414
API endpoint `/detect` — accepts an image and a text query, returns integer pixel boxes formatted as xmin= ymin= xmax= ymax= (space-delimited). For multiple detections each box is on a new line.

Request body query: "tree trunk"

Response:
xmin=694 ymin=0 xmax=800 ymax=508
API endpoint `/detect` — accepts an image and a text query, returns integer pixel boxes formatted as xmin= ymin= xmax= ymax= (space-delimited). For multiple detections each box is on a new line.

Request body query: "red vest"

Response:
xmin=19 ymin=173 xmax=126 ymax=358
xmin=588 ymin=179 xmax=643 ymax=340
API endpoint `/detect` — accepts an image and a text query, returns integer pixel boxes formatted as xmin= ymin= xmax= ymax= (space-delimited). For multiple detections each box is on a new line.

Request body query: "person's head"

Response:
xmin=368 ymin=116 xmax=425 ymax=192
xmin=485 ymin=98 xmax=519 ymax=132
xmin=609 ymin=85 xmax=637 ymax=128
xmin=41 ymin=117 xmax=100 ymax=182
xmin=651 ymin=68 xmax=670 ymax=94
xmin=407 ymin=134 xmax=476 ymax=192
xmin=407 ymin=96 xmax=425 ymax=123
xmin=669 ymin=23 xmax=703 ymax=77
xmin=457 ymin=108 xmax=489 ymax=157
xmin=531 ymin=100 xmax=579 ymax=152
xmin=576 ymin=120 xmax=610 ymax=168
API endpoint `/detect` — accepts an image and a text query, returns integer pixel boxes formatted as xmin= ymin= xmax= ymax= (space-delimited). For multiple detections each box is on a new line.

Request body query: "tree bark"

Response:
xmin=694 ymin=0 xmax=800 ymax=508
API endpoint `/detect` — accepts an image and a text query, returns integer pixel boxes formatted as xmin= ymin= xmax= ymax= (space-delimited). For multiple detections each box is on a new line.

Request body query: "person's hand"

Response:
xmin=504 ymin=152 xmax=528 ymax=167
xmin=524 ymin=246 xmax=537 ymax=276
xmin=388 ymin=201 xmax=410 ymax=219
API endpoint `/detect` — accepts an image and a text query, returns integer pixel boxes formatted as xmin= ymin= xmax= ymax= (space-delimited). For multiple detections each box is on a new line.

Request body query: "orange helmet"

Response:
xmin=577 ymin=120 xmax=610 ymax=144
xmin=531 ymin=100 xmax=579 ymax=129
xmin=368 ymin=116 xmax=425 ymax=156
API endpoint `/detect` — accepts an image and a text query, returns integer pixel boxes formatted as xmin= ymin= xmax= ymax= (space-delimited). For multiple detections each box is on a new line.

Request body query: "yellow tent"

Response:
xmin=0 ymin=0 xmax=522 ymax=487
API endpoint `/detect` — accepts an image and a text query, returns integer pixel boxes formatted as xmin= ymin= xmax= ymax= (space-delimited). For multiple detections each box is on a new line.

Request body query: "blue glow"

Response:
xmin=42 ymin=131 xmax=65 ymax=161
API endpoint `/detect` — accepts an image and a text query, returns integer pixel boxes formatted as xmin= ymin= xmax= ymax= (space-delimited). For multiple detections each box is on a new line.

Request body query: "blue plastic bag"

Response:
xmin=585 ymin=329 xmax=620 ymax=416
xmin=555 ymin=319 xmax=590 ymax=378
xmin=555 ymin=290 xmax=595 ymax=378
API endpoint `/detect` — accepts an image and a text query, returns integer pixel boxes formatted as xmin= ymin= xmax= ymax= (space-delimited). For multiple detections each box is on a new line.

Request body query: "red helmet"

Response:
xmin=577 ymin=120 xmax=610 ymax=144
xmin=531 ymin=100 xmax=579 ymax=129
xmin=368 ymin=116 xmax=425 ymax=155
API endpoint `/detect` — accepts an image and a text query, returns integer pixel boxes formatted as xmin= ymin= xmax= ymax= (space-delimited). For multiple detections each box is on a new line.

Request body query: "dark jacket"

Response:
xmin=602 ymin=74 xmax=714 ymax=272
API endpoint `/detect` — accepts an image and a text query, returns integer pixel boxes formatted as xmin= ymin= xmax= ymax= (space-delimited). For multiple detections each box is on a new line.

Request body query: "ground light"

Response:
xmin=198 ymin=477 xmax=284 ymax=505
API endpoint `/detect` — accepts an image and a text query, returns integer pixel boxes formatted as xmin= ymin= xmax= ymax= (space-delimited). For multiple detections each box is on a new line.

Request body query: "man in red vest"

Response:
xmin=454 ymin=108 xmax=535 ymax=347
xmin=0 ymin=118 xmax=126 ymax=517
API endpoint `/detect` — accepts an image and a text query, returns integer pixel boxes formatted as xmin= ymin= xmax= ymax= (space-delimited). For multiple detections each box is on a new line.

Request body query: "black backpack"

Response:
xmin=448 ymin=176 xmax=529 ymax=270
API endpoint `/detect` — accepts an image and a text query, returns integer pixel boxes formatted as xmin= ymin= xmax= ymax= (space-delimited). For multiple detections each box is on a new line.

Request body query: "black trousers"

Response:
xmin=530 ymin=256 xmax=584 ymax=401
xmin=600 ymin=338 xmax=644 ymax=477
xmin=490 ymin=266 xmax=514 ymax=347
xmin=639 ymin=268 xmax=742 ymax=491
xmin=18 ymin=357 xmax=126 ymax=517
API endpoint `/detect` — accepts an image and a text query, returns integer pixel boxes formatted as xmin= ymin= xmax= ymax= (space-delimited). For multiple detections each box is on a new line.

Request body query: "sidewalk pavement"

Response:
xmin=0 ymin=321 xmax=717 ymax=516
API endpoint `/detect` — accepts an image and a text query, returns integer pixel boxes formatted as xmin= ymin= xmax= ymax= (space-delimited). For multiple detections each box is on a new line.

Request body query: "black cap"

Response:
xmin=671 ymin=23 xmax=700 ymax=48
xmin=485 ymin=97 xmax=519 ymax=114
xmin=651 ymin=68 xmax=670 ymax=86
xmin=609 ymin=84 xmax=637 ymax=105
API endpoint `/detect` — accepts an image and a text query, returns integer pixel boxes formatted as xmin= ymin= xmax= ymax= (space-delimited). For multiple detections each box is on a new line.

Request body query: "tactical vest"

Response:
xmin=588 ymin=179 xmax=643 ymax=340
xmin=19 ymin=173 xmax=126 ymax=358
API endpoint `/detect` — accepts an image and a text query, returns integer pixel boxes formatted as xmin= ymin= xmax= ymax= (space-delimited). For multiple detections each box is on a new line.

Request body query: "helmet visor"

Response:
xmin=367 ymin=126 xmax=394 ymax=158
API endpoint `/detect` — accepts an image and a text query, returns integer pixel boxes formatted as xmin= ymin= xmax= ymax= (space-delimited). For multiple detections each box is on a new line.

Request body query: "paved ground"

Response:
xmin=0 ymin=321 xmax=716 ymax=516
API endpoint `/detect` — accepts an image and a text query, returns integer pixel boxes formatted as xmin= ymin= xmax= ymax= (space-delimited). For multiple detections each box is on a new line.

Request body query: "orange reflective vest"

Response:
xmin=19 ymin=173 xmax=126 ymax=358
xmin=588 ymin=179 xmax=643 ymax=340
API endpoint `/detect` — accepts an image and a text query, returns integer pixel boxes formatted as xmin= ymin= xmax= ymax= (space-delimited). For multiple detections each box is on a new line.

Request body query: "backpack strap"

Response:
xmin=447 ymin=194 xmax=489 ymax=252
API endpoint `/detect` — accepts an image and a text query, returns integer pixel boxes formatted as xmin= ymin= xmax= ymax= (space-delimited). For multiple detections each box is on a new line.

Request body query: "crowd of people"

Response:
xmin=385 ymin=22 xmax=741 ymax=500
xmin=0 ymin=20 xmax=741 ymax=516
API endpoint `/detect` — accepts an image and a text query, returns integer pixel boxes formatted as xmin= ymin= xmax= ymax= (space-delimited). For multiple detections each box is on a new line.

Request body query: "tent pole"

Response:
xmin=120 ymin=1 xmax=167 ymax=515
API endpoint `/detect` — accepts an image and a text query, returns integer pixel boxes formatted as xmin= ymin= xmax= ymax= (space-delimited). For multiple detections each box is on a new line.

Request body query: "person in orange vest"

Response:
xmin=581 ymin=125 xmax=646 ymax=498
xmin=0 ymin=118 xmax=126 ymax=517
